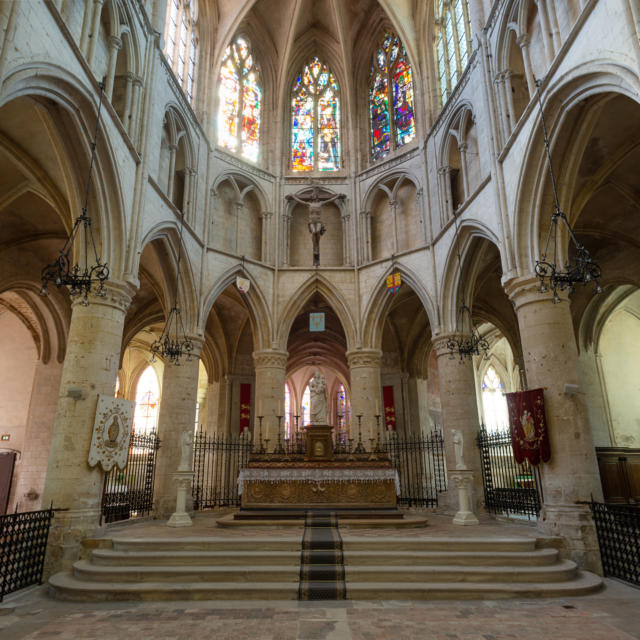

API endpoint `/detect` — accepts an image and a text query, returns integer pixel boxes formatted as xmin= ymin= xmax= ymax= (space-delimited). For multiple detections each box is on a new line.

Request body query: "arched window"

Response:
xmin=336 ymin=383 xmax=350 ymax=443
xmin=218 ymin=37 xmax=262 ymax=163
xmin=164 ymin=0 xmax=199 ymax=103
xmin=284 ymin=383 xmax=291 ymax=438
xmin=481 ymin=366 xmax=508 ymax=432
xmin=369 ymin=32 xmax=415 ymax=162
xmin=133 ymin=366 xmax=160 ymax=434
xmin=302 ymin=384 xmax=311 ymax=426
xmin=291 ymin=57 xmax=341 ymax=172
xmin=434 ymin=0 xmax=472 ymax=105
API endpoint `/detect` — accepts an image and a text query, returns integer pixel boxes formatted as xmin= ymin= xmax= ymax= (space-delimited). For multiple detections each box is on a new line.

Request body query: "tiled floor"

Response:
xmin=1 ymin=579 xmax=638 ymax=640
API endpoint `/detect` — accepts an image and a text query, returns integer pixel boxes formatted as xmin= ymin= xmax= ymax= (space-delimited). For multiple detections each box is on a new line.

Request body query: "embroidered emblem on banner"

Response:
xmin=505 ymin=388 xmax=550 ymax=466
xmin=236 ymin=276 xmax=251 ymax=293
xmin=88 ymin=394 xmax=134 ymax=471
xmin=309 ymin=312 xmax=325 ymax=332
xmin=386 ymin=272 xmax=402 ymax=294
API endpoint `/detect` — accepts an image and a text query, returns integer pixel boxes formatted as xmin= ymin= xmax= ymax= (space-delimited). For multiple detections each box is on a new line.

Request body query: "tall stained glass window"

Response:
xmin=291 ymin=57 xmax=341 ymax=172
xmin=302 ymin=385 xmax=311 ymax=426
xmin=284 ymin=383 xmax=291 ymax=438
xmin=218 ymin=37 xmax=262 ymax=163
xmin=369 ymin=32 xmax=415 ymax=162
xmin=336 ymin=383 xmax=350 ymax=443
xmin=481 ymin=366 xmax=509 ymax=433
xmin=133 ymin=366 xmax=160 ymax=435
xmin=163 ymin=0 xmax=199 ymax=103
xmin=434 ymin=0 xmax=472 ymax=105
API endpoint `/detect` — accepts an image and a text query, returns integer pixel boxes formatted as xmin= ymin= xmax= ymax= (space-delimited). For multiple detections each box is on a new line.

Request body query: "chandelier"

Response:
xmin=447 ymin=206 xmax=489 ymax=361
xmin=150 ymin=212 xmax=193 ymax=365
xmin=40 ymin=81 xmax=109 ymax=305
xmin=534 ymin=80 xmax=603 ymax=302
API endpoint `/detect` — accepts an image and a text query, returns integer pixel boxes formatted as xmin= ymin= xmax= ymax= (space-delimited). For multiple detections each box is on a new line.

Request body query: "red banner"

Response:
xmin=239 ymin=383 xmax=251 ymax=433
xmin=505 ymin=388 xmax=550 ymax=466
xmin=383 ymin=385 xmax=396 ymax=431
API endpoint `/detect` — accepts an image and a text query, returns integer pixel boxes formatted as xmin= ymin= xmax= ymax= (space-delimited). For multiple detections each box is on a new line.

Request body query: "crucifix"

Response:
xmin=286 ymin=187 xmax=346 ymax=266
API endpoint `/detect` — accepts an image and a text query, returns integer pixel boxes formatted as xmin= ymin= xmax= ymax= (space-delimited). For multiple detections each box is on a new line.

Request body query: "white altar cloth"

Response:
xmin=238 ymin=468 xmax=400 ymax=496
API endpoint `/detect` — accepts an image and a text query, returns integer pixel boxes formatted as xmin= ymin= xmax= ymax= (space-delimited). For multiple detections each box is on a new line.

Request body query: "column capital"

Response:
xmin=260 ymin=210 xmax=274 ymax=219
xmin=71 ymin=279 xmax=137 ymax=314
xmin=503 ymin=274 xmax=570 ymax=313
xmin=107 ymin=35 xmax=122 ymax=50
xmin=517 ymin=33 xmax=531 ymax=48
xmin=252 ymin=349 xmax=288 ymax=369
xmin=346 ymin=348 xmax=382 ymax=369
xmin=430 ymin=332 xmax=473 ymax=359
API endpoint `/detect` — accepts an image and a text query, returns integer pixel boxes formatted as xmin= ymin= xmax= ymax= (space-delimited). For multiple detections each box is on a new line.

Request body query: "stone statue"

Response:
xmin=286 ymin=187 xmax=346 ymax=266
xmin=452 ymin=429 xmax=465 ymax=470
xmin=178 ymin=431 xmax=193 ymax=471
xmin=309 ymin=370 xmax=328 ymax=424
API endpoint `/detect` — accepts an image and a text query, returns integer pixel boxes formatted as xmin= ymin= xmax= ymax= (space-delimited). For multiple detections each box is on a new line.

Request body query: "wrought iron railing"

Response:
xmin=100 ymin=431 xmax=160 ymax=524
xmin=0 ymin=507 xmax=54 ymax=601
xmin=477 ymin=426 xmax=543 ymax=519
xmin=590 ymin=501 xmax=640 ymax=587
xmin=192 ymin=430 xmax=447 ymax=509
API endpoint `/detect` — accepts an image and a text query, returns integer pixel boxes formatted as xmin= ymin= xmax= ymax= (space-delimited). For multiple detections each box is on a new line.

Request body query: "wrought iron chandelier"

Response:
xmin=40 ymin=81 xmax=109 ymax=305
xmin=446 ymin=205 xmax=489 ymax=361
xmin=150 ymin=212 xmax=193 ymax=365
xmin=534 ymin=80 xmax=603 ymax=302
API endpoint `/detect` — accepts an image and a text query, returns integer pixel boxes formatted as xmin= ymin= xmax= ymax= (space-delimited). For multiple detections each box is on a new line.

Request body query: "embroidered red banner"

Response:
xmin=239 ymin=383 xmax=251 ymax=433
xmin=382 ymin=385 xmax=396 ymax=431
xmin=505 ymin=388 xmax=550 ymax=466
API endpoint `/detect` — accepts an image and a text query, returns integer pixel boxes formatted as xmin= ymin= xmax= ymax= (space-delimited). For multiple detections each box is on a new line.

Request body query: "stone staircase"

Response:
xmin=49 ymin=534 xmax=602 ymax=601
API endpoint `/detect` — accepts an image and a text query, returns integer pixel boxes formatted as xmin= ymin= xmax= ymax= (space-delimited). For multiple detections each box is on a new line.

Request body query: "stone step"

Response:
xmin=346 ymin=572 xmax=603 ymax=599
xmin=341 ymin=537 xmax=537 ymax=552
xmin=92 ymin=549 xmax=302 ymax=566
xmin=344 ymin=548 xmax=559 ymax=566
xmin=72 ymin=561 xmax=299 ymax=583
xmin=111 ymin=537 xmax=301 ymax=552
xmin=344 ymin=560 xmax=578 ymax=583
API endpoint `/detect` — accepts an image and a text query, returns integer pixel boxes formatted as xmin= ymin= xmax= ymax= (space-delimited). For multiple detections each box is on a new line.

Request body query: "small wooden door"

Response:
xmin=0 ymin=452 xmax=16 ymax=515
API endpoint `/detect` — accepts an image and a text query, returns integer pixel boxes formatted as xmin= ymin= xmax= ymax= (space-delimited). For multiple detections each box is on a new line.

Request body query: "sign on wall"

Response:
xmin=309 ymin=312 xmax=325 ymax=332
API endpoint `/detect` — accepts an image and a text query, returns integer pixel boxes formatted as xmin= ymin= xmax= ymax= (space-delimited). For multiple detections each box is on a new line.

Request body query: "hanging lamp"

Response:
xmin=40 ymin=81 xmax=110 ymax=304
xmin=533 ymin=79 xmax=603 ymax=302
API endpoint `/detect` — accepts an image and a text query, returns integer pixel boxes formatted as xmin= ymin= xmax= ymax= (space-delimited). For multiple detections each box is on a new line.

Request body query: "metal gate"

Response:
xmin=477 ymin=426 xmax=543 ymax=518
xmin=101 ymin=430 xmax=160 ymax=524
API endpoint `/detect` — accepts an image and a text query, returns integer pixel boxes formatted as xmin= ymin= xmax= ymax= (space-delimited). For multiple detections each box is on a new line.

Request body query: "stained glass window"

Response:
xmin=163 ymin=1 xmax=199 ymax=103
xmin=302 ymin=385 xmax=311 ymax=426
xmin=284 ymin=383 xmax=291 ymax=439
xmin=218 ymin=37 xmax=262 ymax=163
xmin=133 ymin=366 xmax=160 ymax=435
xmin=481 ymin=366 xmax=508 ymax=433
xmin=291 ymin=57 xmax=341 ymax=172
xmin=336 ymin=383 xmax=350 ymax=444
xmin=434 ymin=0 xmax=472 ymax=105
xmin=369 ymin=33 xmax=415 ymax=162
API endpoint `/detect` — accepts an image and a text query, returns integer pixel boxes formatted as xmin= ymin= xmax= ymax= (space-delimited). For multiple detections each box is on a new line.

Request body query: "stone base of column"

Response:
xmin=44 ymin=508 xmax=103 ymax=577
xmin=166 ymin=472 xmax=194 ymax=528
xmin=538 ymin=504 xmax=602 ymax=573
xmin=450 ymin=470 xmax=479 ymax=526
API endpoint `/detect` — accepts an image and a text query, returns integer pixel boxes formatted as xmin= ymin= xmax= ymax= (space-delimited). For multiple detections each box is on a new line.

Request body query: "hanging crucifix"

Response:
xmin=286 ymin=187 xmax=346 ymax=266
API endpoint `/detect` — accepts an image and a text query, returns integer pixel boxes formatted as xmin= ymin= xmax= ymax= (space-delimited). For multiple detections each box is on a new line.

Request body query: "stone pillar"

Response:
xmin=341 ymin=212 xmax=351 ymax=265
xmin=12 ymin=359 xmax=64 ymax=512
xmin=153 ymin=339 xmax=203 ymax=518
xmin=389 ymin=200 xmax=399 ymax=255
xmin=166 ymin=144 xmax=177 ymax=201
xmin=253 ymin=350 xmax=288 ymax=445
xmin=41 ymin=281 xmax=134 ymax=573
xmin=359 ymin=211 xmax=371 ymax=263
xmin=536 ymin=0 xmax=556 ymax=64
xmin=233 ymin=201 xmax=244 ymax=254
xmin=458 ymin=142 xmax=470 ymax=200
xmin=104 ymin=36 xmax=122 ymax=101
xmin=128 ymin=76 xmax=143 ymax=140
xmin=281 ymin=213 xmax=292 ymax=266
xmin=437 ymin=166 xmax=452 ymax=223
xmin=122 ymin=72 xmax=135 ymax=130
xmin=86 ymin=0 xmax=105 ymax=67
xmin=503 ymin=70 xmax=517 ymax=128
xmin=260 ymin=211 xmax=273 ymax=263
xmin=432 ymin=335 xmax=484 ymax=513
xmin=347 ymin=349 xmax=382 ymax=440
xmin=517 ymin=34 xmax=536 ymax=97
xmin=505 ymin=276 xmax=603 ymax=571
xmin=494 ymin=72 xmax=511 ymax=139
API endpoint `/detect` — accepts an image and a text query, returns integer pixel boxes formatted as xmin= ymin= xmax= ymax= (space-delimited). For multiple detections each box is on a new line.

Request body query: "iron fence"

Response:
xmin=101 ymin=431 xmax=160 ymax=524
xmin=192 ymin=430 xmax=447 ymax=509
xmin=590 ymin=501 xmax=640 ymax=587
xmin=0 ymin=507 xmax=54 ymax=601
xmin=477 ymin=426 xmax=543 ymax=519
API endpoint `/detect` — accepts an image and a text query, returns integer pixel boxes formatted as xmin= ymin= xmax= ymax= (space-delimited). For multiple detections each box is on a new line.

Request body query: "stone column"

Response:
xmin=517 ymin=34 xmax=536 ymax=97
xmin=86 ymin=0 xmax=105 ymax=67
xmin=41 ymin=281 xmax=134 ymax=573
xmin=153 ymin=338 xmax=203 ymax=518
xmin=341 ymin=212 xmax=351 ymax=265
xmin=359 ymin=211 xmax=371 ymax=264
xmin=253 ymin=350 xmax=288 ymax=446
xmin=432 ymin=335 xmax=484 ymax=513
xmin=458 ymin=142 xmax=470 ymax=200
xmin=122 ymin=72 xmax=135 ymax=131
xmin=505 ymin=276 xmax=603 ymax=571
xmin=104 ymin=36 xmax=122 ymax=101
xmin=389 ymin=200 xmax=399 ymax=255
xmin=503 ymin=70 xmax=517 ymax=128
xmin=128 ymin=75 xmax=143 ymax=140
xmin=494 ymin=72 xmax=511 ymax=139
xmin=12 ymin=359 xmax=64 ymax=512
xmin=166 ymin=144 xmax=177 ymax=201
xmin=281 ymin=213 xmax=292 ymax=266
xmin=437 ymin=166 xmax=452 ymax=223
xmin=347 ymin=349 xmax=382 ymax=441
xmin=260 ymin=211 xmax=273 ymax=263
xmin=233 ymin=201 xmax=244 ymax=254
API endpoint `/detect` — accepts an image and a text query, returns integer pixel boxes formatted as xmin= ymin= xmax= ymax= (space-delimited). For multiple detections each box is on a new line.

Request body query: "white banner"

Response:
xmin=88 ymin=394 xmax=135 ymax=471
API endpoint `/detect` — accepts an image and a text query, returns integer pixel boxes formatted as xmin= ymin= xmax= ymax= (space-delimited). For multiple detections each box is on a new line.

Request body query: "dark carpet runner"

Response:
xmin=298 ymin=511 xmax=346 ymax=600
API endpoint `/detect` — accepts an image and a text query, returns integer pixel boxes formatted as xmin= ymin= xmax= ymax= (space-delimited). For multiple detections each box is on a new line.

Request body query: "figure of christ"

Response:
xmin=286 ymin=187 xmax=346 ymax=266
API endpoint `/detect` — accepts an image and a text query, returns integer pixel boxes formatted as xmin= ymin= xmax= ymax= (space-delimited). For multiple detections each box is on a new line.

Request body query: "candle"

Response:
xmin=278 ymin=400 xmax=282 ymax=416
xmin=376 ymin=399 xmax=379 ymax=415
xmin=259 ymin=400 xmax=262 ymax=416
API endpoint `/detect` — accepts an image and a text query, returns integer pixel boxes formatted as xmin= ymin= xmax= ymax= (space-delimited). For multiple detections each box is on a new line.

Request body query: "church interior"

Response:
xmin=0 ymin=0 xmax=640 ymax=637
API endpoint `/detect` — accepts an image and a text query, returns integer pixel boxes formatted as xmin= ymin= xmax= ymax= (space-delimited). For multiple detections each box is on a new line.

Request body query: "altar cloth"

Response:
xmin=238 ymin=467 xmax=400 ymax=496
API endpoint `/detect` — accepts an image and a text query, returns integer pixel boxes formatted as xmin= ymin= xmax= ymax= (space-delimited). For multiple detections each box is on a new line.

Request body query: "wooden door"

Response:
xmin=0 ymin=451 xmax=16 ymax=515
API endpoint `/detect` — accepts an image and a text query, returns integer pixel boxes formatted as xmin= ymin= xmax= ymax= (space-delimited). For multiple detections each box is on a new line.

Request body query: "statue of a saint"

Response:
xmin=309 ymin=370 xmax=328 ymax=425
xmin=178 ymin=431 xmax=193 ymax=471
xmin=286 ymin=187 xmax=346 ymax=266
xmin=452 ymin=429 xmax=465 ymax=470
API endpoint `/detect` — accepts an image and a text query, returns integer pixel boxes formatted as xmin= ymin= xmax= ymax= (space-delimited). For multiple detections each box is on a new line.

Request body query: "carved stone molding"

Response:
xmin=253 ymin=349 xmax=288 ymax=369
xmin=346 ymin=349 xmax=383 ymax=369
